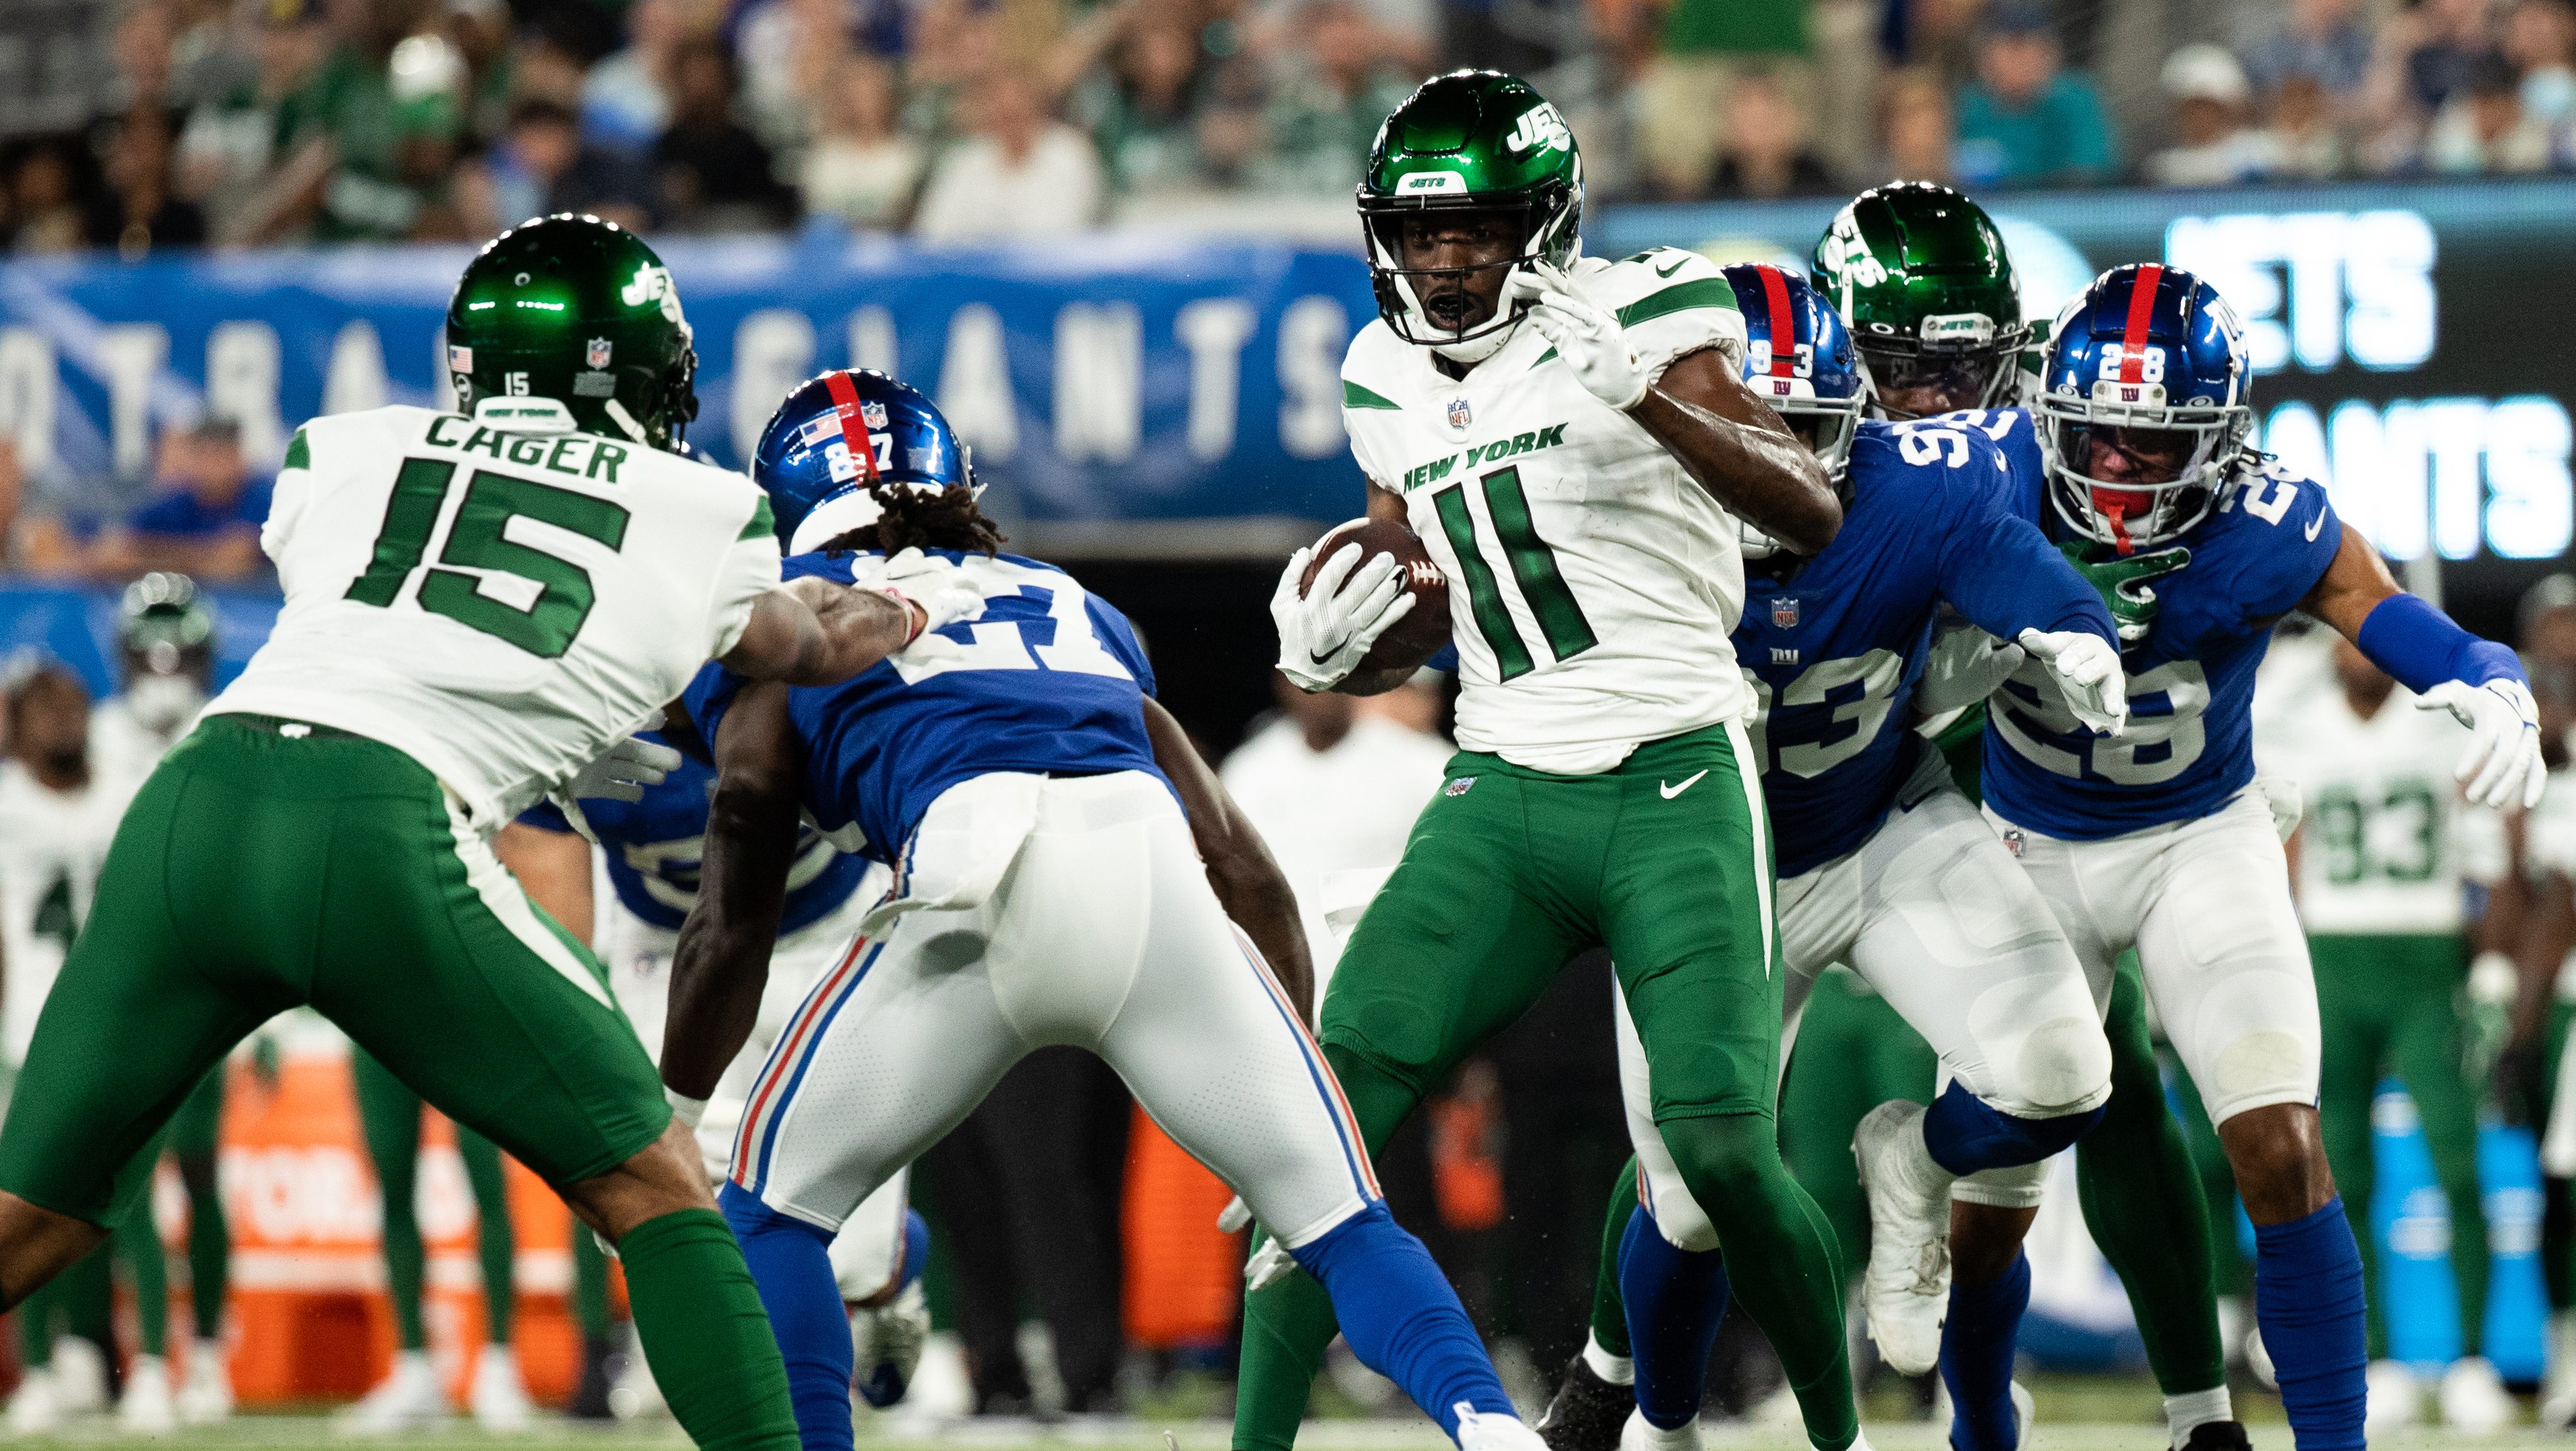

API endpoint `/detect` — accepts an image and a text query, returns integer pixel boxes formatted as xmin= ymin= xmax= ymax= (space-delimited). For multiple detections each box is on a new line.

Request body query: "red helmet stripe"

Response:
xmin=2119 ymin=264 xmax=2162 ymax=385
xmin=821 ymin=369 xmax=880 ymax=483
xmin=1758 ymin=266 xmax=1797 ymax=377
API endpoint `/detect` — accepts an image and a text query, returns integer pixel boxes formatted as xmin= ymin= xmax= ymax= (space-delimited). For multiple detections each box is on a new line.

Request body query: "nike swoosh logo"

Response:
xmin=2304 ymin=511 xmax=2326 ymax=541
xmin=1654 ymin=255 xmax=1688 ymax=278
xmin=1659 ymin=769 xmax=1708 ymax=799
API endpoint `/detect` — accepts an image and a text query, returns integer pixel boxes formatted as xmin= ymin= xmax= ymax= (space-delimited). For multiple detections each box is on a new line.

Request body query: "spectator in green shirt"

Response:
xmin=1953 ymin=0 xmax=2116 ymax=187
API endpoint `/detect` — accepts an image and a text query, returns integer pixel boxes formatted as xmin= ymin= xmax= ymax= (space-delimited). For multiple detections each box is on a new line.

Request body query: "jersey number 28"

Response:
xmin=344 ymin=458 xmax=631 ymax=658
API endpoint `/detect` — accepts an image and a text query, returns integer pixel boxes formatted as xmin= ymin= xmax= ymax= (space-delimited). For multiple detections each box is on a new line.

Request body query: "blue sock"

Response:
xmin=719 ymin=1182 xmax=856 ymax=1451
xmin=1617 ymin=1206 xmax=1728 ymax=1431
xmin=898 ymin=1208 xmax=930 ymax=1290
xmin=2253 ymin=1198 xmax=2366 ymax=1451
xmin=1940 ymin=1252 xmax=2030 ymax=1451
xmin=1289 ymin=1200 xmax=1513 ymax=1437
xmin=1921 ymin=1082 xmax=2103 ymax=1177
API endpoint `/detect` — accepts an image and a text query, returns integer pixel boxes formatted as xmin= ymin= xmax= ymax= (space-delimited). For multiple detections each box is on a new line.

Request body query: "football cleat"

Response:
xmin=853 ymin=1279 xmax=932 ymax=1409
xmin=2179 ymin=1421 xmax=2252 ymax=1450
xmin=341 ymin=1349 xmax=448 ymax=1431
xmin=118 ymin=1354 xmax=177 ymax=1435
xmin=1852 ymin=1100 xmax=1952 ymax=1375
xmin=2439 ymin=1356 xmax=2513 ymax=1435
xmin=177 ymin=1340 xmax=233 ymax=1425
xmin=471 ymin=1343 xmax=534 ymax=1432
xmin=1615 ymin=1408 xmax=1701 ymax=1451
xmin=1534 ymin=1352 xmax=1631 ymax=1451
xmin=1456 ymin=1406 xmax=1551 ymax=1451
xmin=2363 ymin=1358 xmax=2419 ymax=1434
xmin=7 ymin=1368 xmax=61 ymax=1435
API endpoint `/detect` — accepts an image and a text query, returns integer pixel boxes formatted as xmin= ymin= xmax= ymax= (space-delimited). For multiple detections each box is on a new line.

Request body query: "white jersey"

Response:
xmin=88 ymin=695 xmax=198 ymax=803
xmin=2256 ymin=680 xmax=2497 ymax=935
xmin=210 ymin=406 xmax=781 ymax=830
xmin=0 ymin=763 xmax=125 ymax=1064
xmin=1340 ymin=248 xmax=1751 ymax=774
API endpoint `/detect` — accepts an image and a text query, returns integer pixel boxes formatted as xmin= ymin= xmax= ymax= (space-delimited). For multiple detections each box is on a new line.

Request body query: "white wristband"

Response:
xmin=666 ymin=1087 xmax=709 ymax=1130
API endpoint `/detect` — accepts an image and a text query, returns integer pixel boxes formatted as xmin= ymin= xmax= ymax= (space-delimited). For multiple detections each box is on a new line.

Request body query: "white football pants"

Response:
xmin=603 ymin=885 xmax=915 ymax=1300
xmin=1988 ymin=786 xmax=2320 ymax=1129
xmin=1624 ymin=753 xmax=2112 ymax=1245
xmin=728 ymin=770 xmax=1378 ymax=1252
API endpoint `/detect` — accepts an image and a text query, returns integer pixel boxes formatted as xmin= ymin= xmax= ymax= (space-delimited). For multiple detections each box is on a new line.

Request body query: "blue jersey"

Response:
xmin=519 ymin=736 xmax=874 ymax=934
xmin=682 ymin=549 xmax=1165 ymax=867
xmin=1740 ymin=417 xmax=2114 ymax=878
xmin=1977 ymin=411 xmax=2345 ymax=840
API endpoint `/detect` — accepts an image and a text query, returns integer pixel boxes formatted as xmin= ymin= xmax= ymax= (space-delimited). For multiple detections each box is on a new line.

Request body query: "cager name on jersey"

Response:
xmin=1397 ymin=421 xmax=1570 ymax=492
xmin=419 ymin=413 xmax=631 ymax=483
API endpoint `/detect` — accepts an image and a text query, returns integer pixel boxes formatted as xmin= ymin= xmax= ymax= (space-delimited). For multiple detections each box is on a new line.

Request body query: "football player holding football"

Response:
xmin=1242 ymin=70 xmax=1871 ymax=1451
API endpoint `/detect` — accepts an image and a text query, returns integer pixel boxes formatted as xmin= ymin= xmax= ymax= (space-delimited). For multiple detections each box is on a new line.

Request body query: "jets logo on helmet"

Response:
xmin=1721 ymin=263 xmax=1862 ymax=560
xmin=2037 ymin=263 xmax=2255 ymax=554
xmin=446 ymin=214 xmax=700 ymax=450
xmin=1810 ymin=182 xmax=2028 ymax=419
xmin=1357 ymin=71 xmax=1584 ymax=357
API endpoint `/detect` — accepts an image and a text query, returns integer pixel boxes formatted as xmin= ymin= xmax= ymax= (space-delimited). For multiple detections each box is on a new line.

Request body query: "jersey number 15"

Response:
xmin=343 ymin=458 xmax=632 ymax=658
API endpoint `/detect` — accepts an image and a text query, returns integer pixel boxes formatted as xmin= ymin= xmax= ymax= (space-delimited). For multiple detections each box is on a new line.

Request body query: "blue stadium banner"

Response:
xmin=0 ymin=231 xmax=1380 ymax=550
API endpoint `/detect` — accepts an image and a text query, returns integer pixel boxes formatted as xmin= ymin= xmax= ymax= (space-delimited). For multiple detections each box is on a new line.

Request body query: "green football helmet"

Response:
xmin=1811 ymin=182 xmax=2029 ymax=419
xmin=445 ymin=214 xmax=699 ymax=449
xmin=119 ymin=571 xmax=216 ymax=730
xmin=1358 ymin=70 xmax=1582 ymax=353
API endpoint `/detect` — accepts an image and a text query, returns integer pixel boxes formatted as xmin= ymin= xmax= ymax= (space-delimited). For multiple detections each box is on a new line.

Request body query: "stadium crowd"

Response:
xmin=1 ymin=0 xmax=2573 ymax=256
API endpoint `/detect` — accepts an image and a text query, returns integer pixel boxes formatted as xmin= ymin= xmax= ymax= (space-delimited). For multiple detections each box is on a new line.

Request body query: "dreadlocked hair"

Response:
xmin=819 ymin=483 xmax=1006 ymax=557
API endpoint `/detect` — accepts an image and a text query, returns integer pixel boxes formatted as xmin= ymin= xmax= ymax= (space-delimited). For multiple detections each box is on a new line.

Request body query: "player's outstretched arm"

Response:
xmin=1629 ymin=348 xmax=1840 ymax=554
xmin=663 ymin=682 xmax=804 ymax=1110
xmin=2305 ymin=526 xmax=2544 ymax=810
xmin=721 ymin=578 xmax=941 ymax=688
xmin=1141 ymin=697 xmax=1316 ymax=1020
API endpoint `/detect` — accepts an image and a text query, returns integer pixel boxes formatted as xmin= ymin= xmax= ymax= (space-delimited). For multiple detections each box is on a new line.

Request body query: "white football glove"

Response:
xmin=1217 ymin=1196 xmax=1252 ymax=1234
xmin=567 ymin=735 xmax=683 ymax=803
xmin=1244 ymin=1234 xmax=1298 ymax=1293
xmin=1509 ymin=263 xmax=1648 ymax=411
xmin=2018 ymin=629 xmax=2129 ymax=737
xmin=1272 ymin=537 xmax=1415 ymax=693
xmin=870 ymin=547 xmax=985 ymax=644
xmin=1913 ymin=626 xmax=2025 ymax=718
xmin=2418 ymin=678 xmax=2547 ymax=810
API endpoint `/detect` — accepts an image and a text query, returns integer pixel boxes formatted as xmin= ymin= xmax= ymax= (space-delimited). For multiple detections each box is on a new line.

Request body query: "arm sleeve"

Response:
xmin=1933 ymin=442 xmax=2118 ymax=646
xmin=704 ymin=526 xmax=785 ymax=662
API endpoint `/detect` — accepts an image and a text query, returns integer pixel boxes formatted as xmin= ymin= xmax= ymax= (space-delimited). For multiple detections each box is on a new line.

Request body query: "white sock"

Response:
xmin=1582 ymin=1331 xmax=1635 ymax=1386
xmin=2165 ymin=1387 xmax=2233 ymax=1447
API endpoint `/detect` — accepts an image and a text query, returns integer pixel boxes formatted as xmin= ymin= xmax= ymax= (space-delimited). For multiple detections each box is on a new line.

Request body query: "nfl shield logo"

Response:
xmin=1770 ymin=597 xmax=1800 ymax=628
xmin=862 ymin=400 xmax=889 ymax=429
xmin=1443 ymin=776 xmax=1478 ymax=797
xmin=586 ymin=337 xmax=612 ymax=368
xmin=1447 ymin=398 xmax=1472 ymax=429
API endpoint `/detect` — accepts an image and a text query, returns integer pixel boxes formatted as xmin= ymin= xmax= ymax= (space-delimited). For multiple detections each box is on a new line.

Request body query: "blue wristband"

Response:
xmin=2355 ymin=593 xmax=2521 ymax=695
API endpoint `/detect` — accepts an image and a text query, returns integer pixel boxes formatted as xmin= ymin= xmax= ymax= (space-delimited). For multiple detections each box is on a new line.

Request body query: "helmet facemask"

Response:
xmin=1853 ymin=313 xmax=2029 ymax=421
xmin=2039 ymin=388 xmax=2250 ymax=554
xmin=1362 ymin=183 xmax=1579 ymax=362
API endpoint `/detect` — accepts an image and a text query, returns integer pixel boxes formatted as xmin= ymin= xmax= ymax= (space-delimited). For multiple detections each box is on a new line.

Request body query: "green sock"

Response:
xmin=1657 ymin=1112 xmax=1855 ymax=1451
xmin=618 ymin=1208 xmax=798 ymax=1451
xmin=353 ymin=1051 xmax=430 ymax=1351
xmin=572 ymin=1216 xmax=614 ymax=1339
xmin=1231 ymin=1044 xmax=1421 ymax=1451
xmin=1589 ymin=1156 xmax=1639 ymax=1359
xmin=460 ymin=1128 xmax=515 ymax=1343
xmin=19 ymin=1278 xmax=55 ymax=1367
xmin=2074 ymin=959 xmax=2227 ymax=1395
xmin=60 ymin=1239 xmax=115 ymax=1349
xmin=1234 ymin=1261 xmax=1339 ymax=1451
xmin=115 ymin=1205 xmax=168 ymax=1356
xmin=185 ymin=1171 xmax=228 ymax=1342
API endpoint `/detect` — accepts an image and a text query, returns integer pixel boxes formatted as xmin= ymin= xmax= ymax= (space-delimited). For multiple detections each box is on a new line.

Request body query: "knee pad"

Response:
xmin=2009 ymin=1013 xmax=2114 ymax=1118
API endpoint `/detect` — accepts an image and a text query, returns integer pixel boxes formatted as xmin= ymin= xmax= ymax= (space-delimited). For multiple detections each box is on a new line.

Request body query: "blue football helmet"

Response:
xmin=1723 ymin=262 xmax=1863 ymax=558
xmin=2036 ymin=263 xmax=2255 ymax=552
xmin=753 ymin=369 xmax=975 ymax=554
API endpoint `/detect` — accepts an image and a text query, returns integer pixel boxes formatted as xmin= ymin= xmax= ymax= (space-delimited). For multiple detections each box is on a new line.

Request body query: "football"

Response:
xmin=1297 ymin=517 xmax=1453 ymax=674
